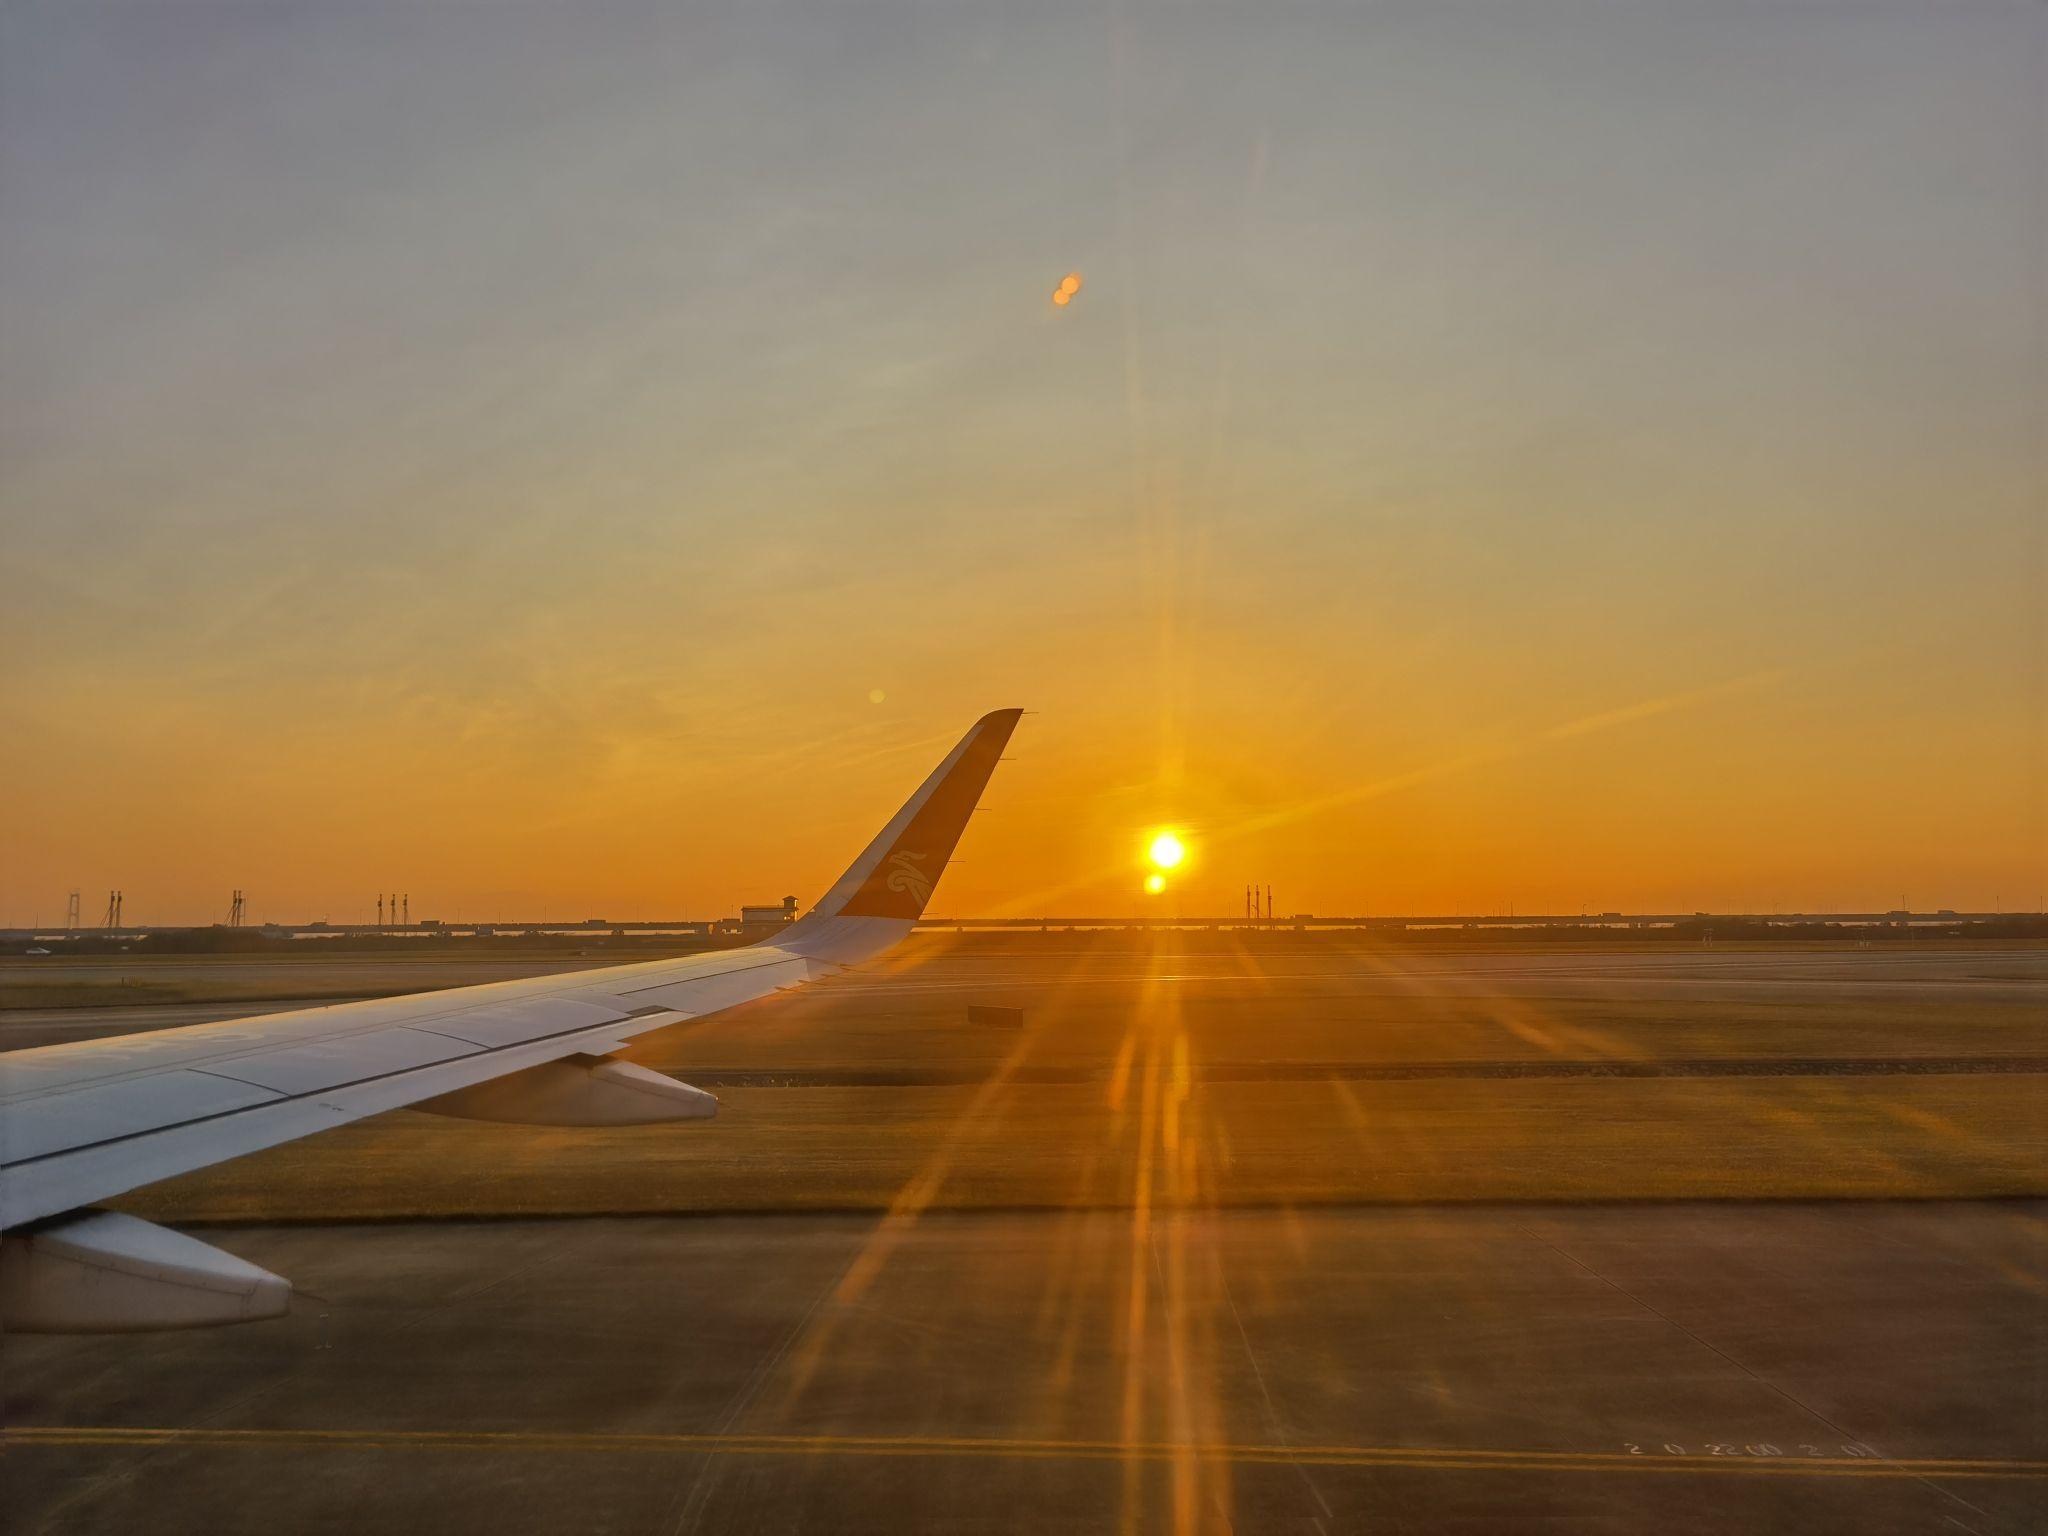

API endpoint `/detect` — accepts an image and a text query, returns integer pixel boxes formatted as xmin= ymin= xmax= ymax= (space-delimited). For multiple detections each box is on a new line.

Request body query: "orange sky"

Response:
xmin=1 ymin=7 xmax=2041 ymax=924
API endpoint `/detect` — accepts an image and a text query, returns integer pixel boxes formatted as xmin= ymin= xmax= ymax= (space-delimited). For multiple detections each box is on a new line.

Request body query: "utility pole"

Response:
xmin=377 ymin=893 xmax=385 ymax=928
xmin=402 ymin=893 xmax=409 ymax=927
xmin=1265 ymin=885 xmax=1272 ymax=922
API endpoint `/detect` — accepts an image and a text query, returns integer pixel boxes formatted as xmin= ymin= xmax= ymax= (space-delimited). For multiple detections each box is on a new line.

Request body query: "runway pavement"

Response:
xmin=5 ymin=1204 xmax=2044 ymax=1533
xmin=4 ymin=939 xmax=2043 ymax=1531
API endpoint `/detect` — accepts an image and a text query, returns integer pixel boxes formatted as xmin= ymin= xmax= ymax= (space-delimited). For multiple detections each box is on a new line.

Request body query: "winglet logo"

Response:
xmin=883 ymin=851 xmax=933 ymax=907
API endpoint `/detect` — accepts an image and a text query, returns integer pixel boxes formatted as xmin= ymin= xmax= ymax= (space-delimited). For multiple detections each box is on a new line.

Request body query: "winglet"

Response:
xmin=779 ymin=708 xmax=1022 ymax=962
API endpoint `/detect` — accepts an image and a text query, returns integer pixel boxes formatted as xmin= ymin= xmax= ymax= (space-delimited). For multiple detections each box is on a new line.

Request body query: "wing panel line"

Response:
xmin=0 ymin=965 xmax=799 ymax=1176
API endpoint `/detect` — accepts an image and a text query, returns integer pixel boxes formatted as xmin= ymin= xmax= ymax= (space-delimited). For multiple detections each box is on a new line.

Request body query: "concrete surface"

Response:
xmin=4 ymin=940 xmax=2043 ymax=1531
xmin=5 ymin=1204 xmax=2043 ymax=1533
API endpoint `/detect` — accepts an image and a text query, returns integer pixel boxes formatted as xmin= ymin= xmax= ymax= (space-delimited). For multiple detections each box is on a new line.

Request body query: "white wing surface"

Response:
xmin=0 ymin=709 xmax=1021 ymax=1326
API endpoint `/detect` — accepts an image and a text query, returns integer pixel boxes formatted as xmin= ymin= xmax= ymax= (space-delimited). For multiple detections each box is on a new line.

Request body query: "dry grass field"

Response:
xmin=44 ymin=933 xmax=2038 ymax=1222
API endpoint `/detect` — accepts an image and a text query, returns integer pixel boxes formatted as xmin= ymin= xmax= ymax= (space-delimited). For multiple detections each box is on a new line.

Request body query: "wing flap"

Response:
xmin=611 ymin=954 xmax=811 ymax=1016
xmin=1 ymin=1072 xmax=285 ymax=1165
xmin=425 ymin=996 xmax=636 ymax=1048
xmin=199 ymin=1028 xmax=486 ymax=1095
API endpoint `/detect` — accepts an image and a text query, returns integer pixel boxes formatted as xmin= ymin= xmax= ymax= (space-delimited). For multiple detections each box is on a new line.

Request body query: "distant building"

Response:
xmin=738 ymin=897 xmax=800 ymax=936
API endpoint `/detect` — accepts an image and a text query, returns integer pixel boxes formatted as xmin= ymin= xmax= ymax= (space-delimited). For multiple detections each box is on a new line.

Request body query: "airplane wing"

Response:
xmin=0 ymin=708 xmax=1022 ymax=1331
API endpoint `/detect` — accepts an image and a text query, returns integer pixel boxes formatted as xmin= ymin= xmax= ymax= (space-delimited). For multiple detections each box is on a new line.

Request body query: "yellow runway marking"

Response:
xmin=5 ymin=1427 xmax=2043 ymax=1480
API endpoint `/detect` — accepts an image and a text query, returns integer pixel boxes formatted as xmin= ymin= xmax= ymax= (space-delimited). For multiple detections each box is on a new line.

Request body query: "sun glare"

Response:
xmin=1144 ymin=873 xmax=1167 ymax=895
xmin=1147 ymin=831 xmax=1186 ymax=870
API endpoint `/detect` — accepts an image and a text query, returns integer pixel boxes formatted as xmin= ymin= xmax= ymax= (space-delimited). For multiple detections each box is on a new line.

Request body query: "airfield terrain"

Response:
xmin=4 ymin=935 xmax=2044 ymax=1533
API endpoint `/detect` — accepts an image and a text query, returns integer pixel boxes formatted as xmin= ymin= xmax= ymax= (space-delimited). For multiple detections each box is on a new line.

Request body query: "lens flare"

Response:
xmin=1147 ymin=831 xmax=1186 ymax=869
xmin=1144 ymin=872 xmax=1167 ymax=895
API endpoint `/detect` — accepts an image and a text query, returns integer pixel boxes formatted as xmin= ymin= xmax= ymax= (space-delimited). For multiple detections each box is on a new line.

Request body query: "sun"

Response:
xmin=1144 ymin=872 xmax=1167 ymax=895
xmin=1147 ymin=831 xmax=1186 ymax=870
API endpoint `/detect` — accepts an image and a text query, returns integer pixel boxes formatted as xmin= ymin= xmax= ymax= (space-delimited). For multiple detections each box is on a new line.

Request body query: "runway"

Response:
xmin=6 ymin=1205 xmax=2043 ymax=1533
xmin=4 ymin=937 xmax=2043 ymax=1531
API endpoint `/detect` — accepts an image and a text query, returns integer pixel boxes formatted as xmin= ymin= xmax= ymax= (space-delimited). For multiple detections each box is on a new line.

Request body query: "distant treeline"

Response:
xmin=923 ymin=919 xmax=2048 ymax=951
xmin=0 ymin=929 xmax=739 ymax=958
xmin=1663 ymin=916 xmax=2048 ymax=942
xmin=4 ymin=918 xmax=2044 ymax=960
